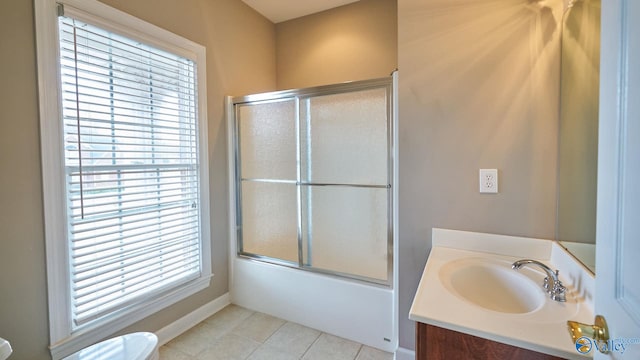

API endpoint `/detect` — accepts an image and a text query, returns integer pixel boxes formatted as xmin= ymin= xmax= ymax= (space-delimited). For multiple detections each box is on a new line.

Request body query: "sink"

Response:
xmin=409 ymin=231 xmax=594 ymax=359
xmin=439 ymin=257 xmax=546 ymax=314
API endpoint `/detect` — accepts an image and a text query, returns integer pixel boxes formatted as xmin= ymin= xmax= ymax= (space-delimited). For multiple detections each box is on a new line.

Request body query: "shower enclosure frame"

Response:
xmin=228 ymin=76 xmax=395 ymax=287
xmin=226 ymin=74 xmax=399 ymax=353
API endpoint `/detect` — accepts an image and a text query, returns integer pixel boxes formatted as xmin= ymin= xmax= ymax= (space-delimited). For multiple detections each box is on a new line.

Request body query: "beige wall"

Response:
xmin=398 ymin=0 xmax=562 ymax=351
xmin=275 ymin=0 xmax=397 ymax=90
xmin=1 ymin=0 xmax=569 ymax=355
xmin=0 ymin=2 xmax=49 ymax=359
xmin=274 ymin=0 xmax=561 ymax=351
xmin=557 ymin=0 xmax=600 ymax=244
xmin=0 ymin=0 xmax=275 ymax=358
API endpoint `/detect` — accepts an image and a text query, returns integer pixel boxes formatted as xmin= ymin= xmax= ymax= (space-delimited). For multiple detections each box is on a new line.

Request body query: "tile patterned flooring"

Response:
xmin=160 ymin=305 xmax=394 ymax=360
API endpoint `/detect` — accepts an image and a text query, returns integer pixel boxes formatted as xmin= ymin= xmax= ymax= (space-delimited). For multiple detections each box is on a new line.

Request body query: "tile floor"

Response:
xmin=160 ymin=305 xmax=394 ymax=360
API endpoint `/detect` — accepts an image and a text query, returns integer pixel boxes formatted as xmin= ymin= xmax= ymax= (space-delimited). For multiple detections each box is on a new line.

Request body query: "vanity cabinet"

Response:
xmin=416 ymin=322 xmax=566 ymax=360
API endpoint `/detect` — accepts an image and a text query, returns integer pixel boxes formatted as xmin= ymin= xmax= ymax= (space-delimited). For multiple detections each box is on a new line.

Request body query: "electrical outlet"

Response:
xmin=479 ymin=169 xmax=498 ymax=193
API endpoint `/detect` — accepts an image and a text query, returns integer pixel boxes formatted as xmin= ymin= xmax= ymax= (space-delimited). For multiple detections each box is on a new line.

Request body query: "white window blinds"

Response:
xmin=58 ymin=14 xmax=202 ymax=326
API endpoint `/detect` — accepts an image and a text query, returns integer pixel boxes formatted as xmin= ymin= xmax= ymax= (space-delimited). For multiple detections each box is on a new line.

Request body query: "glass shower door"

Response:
xmin=233 ymin=78 xmax=393 ymax=284
xmin=236 ymin=99 xmax=299 ymax=263
xmin=300 ymin=88 xmax=390 ymax=282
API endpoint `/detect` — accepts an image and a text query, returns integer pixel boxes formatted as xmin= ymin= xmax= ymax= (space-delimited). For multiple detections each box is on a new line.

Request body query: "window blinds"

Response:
xmin=58 ymin=14 xmax=202 ymax=326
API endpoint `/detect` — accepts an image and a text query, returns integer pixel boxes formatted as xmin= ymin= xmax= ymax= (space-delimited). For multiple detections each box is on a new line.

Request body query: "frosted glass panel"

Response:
xmin=301 ymin=88 xmax=388 ymax=185
xmin=241 ymin=181 xmax=298 ymax=263
xmin=233 ymin=79 xmax=394 ymax=285
xmin=301 ymin=186 xmax=388 ymax=281
xmin=238 ymin=100 xmax=296 ymax=180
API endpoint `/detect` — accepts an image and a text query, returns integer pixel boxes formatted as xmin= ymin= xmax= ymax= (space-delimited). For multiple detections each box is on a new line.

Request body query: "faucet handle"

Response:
xmin=552 ymin=284 xmax=567 ymax=302
xmin=551 ymin=270 xmax=567 ymax=302
xmin=543 ymin=276 xmax=551 ymax=291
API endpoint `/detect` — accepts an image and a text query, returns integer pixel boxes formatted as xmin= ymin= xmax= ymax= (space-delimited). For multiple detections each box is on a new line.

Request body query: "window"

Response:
xmin=34 ymin=1 xmax=210 ymax=358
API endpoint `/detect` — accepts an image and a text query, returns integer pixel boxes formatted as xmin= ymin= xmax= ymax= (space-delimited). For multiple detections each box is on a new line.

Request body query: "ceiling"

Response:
xmin=241 ymin=0 xmax=360 ymax=23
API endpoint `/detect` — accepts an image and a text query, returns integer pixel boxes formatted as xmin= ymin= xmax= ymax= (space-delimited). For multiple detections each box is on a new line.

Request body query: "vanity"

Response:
xmin=409 ymin=229 xmax=595 ymax=359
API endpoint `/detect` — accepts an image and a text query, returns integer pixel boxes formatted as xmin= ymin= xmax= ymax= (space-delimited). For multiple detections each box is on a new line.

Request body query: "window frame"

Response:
xmin=34 ymin=0 xmax=211 ymax=358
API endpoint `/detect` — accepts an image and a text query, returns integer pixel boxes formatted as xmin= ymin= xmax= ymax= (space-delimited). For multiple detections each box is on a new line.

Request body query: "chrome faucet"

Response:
xmin=512 ymin=259 xmax=566 ymax=302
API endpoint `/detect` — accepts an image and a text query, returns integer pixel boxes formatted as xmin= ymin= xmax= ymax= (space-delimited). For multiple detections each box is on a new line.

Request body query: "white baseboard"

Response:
xmin=395 ymin=347 xmax=415 ymax=360
xmin=156 ymin=292 xmax=230 ymax=346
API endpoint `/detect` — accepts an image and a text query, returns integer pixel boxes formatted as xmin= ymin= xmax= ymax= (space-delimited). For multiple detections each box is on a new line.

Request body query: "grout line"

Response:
xmin=300 ymin=327 xmax=322 ymax=359
xmin=353 ymin=344 xmax=364 ymax=360
xmin=261 ymin=319 xmax=287 ymax=345
xmin=243 ymin=343 xmax=259 ymax=360
xmin=235 ymin=314 xmax=288 ymax=360
xmin=300 ymin=331 xmax=325 ymax=359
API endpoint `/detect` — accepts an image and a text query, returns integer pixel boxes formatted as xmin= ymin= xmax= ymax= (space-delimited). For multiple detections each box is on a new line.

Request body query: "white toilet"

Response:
xmin=0 ymin=337 xmax=12 ymax=360
xmin=63 ymin=332 xmax=159 ymax=360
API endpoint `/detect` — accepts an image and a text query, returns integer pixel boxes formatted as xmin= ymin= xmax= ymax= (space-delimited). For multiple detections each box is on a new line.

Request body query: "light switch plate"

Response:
xmin=479 ymin=169 xmax=498 ymax=193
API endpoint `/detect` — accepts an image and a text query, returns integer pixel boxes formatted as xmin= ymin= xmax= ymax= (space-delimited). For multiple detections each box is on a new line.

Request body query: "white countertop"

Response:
xmin=409 ymin=228 xmax=595 ymax=359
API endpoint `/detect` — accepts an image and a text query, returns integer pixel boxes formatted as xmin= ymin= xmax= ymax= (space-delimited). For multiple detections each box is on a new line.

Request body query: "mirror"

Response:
xmin=556 ymin=0 xmax=601 ymax=274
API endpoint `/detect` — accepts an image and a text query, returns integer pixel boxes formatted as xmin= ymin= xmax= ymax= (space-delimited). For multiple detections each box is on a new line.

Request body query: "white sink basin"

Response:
xmin=439 ymin=257 xmax=546 ymax=314
xmin=409 ymin=230 xmax=595 ymax=359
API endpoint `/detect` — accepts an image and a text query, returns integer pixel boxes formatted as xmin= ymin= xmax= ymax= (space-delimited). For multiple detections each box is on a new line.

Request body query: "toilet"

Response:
xmin=63 ymin=332 xmax=159 ymax=360
xmin=0 ymin=337 xmax=12 ymax=360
